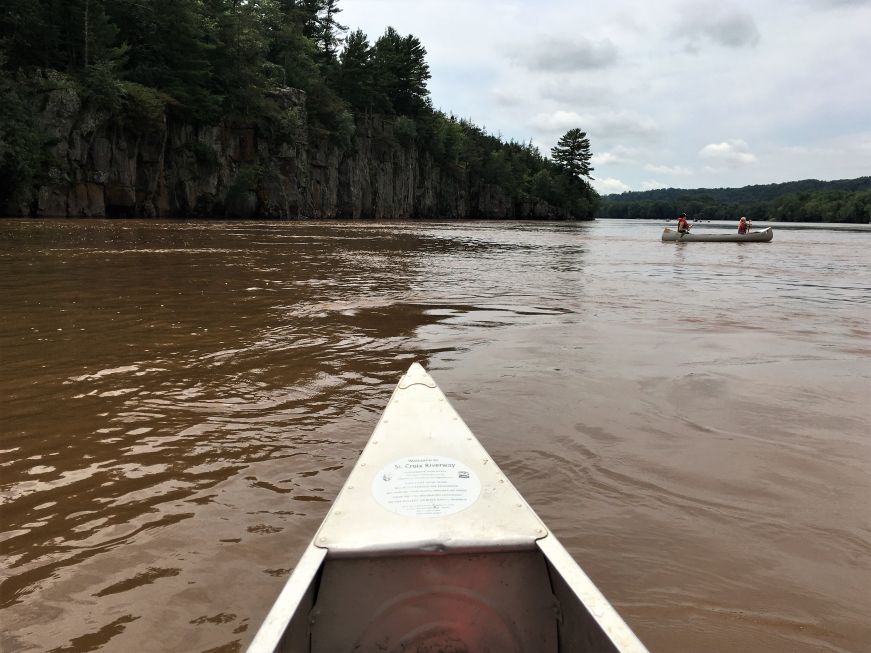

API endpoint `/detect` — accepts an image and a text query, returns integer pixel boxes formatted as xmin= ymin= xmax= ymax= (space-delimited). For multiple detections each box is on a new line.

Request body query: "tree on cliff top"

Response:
xmin=338 ymin=30 xmax=375 ymax=111
xmin=372 ymin=27 xmax=431 ymax=116
xmin=551 ymin=128 xmax=594 ymax=180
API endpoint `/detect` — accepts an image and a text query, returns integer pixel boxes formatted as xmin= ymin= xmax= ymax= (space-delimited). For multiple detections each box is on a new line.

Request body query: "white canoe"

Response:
xmin=662 ymin=227 xmax=773 ymax=242
xmin=247 ymin=363 xmax=649 ymax=653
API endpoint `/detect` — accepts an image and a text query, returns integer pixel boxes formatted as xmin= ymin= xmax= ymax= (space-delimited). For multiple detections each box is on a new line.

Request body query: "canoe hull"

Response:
xmin=662 ymin=227 xmax=773 ymax=242
xmin=247 ymin=364 xmax=649 ymax=653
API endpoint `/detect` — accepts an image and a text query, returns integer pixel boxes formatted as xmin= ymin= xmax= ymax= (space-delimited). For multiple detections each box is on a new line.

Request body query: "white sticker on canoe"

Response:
xmin=372 ymin=456 xmax=481 ymax=518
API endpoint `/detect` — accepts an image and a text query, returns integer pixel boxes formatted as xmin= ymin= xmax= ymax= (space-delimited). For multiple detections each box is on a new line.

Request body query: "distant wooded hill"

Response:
xmin=596 ymin=177 xmax=871 ymax=223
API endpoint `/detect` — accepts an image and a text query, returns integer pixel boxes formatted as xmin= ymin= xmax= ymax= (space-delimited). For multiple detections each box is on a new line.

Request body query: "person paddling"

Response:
xmin=737 ymin=216 xmax=751 ymax=234
xmin=677 ymin=212 xmax=692 ymax=234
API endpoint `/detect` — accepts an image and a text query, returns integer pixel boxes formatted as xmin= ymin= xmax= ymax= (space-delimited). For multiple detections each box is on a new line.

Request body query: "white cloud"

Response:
xmin=641 ymin=180 xmax=668 ymax=190
xmin=513 ymin=36 xmax=619 ymax=72
xmin=592 ymin=144 xmax=645 ymax=167
xmin=539 ymin=79 xmax=615 ymax=106
xmin=590 ymin=111 xmax=662 ymax=144
xmin=673 ymin=2 xmax=761 ymax=51
xmin=529 ymin=110 xmax=661 ymax=144
xmin=490 ymin=87 xmax=523 ymax=107
xmin=806 ymin=0 xmax=870 ymax=7
xmin=644 ymin=163 xmax=693 ymax=175
xmin=593 ymin=177 xmax=631 ymax=194
xmin=699 ymin=139 xmax=758 ymax=166
xmin=529 ymin=110 xmax=586 ymax=133
xmin=594 ymin=152 xmax=628 ymax=166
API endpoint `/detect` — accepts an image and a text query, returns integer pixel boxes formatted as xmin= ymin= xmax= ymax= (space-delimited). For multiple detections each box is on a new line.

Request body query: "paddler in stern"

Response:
xmin=677 ymin=212 xmax=693 ymax=234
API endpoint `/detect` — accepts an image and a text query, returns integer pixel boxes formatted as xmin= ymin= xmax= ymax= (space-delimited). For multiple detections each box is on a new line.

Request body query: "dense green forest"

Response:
xmin=0 ymin=0 xmax=597 ymax=217
xmin=596 ymin=177 xmax=871 ymax=223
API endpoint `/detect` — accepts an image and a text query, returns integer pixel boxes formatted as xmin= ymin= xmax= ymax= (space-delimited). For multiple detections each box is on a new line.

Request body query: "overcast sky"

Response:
xmin=340 ymin=0 xmax=871 ymax=194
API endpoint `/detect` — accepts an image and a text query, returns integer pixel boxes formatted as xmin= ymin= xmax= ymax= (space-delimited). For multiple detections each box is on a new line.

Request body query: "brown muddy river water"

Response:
xmin=1 ymin=219 xmax=869 ymax=653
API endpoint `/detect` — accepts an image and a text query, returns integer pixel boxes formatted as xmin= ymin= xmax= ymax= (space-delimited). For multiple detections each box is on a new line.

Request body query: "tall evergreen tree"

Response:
xmin=551 ymin=128 xmax=594 ymax=179
xmin=337 ymin=29 xmax=374 ymax=110
xmin=371 ymin=27 xmax=430 ymax=115
xmin=316 ymin=0 xmax=346 ymax=57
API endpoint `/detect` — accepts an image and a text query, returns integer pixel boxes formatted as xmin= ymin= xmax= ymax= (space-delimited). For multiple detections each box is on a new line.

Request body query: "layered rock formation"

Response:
xmin=7 ymin=82 xmax=574 ymax=220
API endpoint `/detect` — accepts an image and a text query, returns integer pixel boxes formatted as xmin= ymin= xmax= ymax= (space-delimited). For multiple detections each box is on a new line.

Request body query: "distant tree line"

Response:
xmin=0 ymin=0 xmax=597 ymax=217
xmin=596 ymin=177 xmax=871 ymax=223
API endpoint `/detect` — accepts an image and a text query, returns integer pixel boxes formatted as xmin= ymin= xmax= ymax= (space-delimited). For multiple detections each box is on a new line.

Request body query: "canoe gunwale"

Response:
xmin=246 ymin=543 xmax=325 ymax=653
xmin=538 ymin=535 xmax=649 ymax=652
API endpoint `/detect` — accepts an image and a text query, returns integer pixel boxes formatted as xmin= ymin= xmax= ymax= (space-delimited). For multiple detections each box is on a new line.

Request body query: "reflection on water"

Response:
xmin=1 ymin=219 xmax=869 ymax=653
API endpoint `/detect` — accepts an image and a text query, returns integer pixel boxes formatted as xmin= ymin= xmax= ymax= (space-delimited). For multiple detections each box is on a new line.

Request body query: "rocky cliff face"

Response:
xmin=8 ymin=83 xmax=572 ymax=220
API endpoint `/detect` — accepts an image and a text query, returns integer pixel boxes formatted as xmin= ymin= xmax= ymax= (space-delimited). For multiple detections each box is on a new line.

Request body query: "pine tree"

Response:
xmin=551 ymin=128 xmax=594 ymax=179
xmin=338 ymin=30 xmax=375 ymax=110
xmin=371 ymin=27 xmax=431 ymax=115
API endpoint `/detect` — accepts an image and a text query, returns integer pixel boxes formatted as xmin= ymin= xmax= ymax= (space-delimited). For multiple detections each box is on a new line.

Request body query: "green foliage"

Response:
xmin=275 ymin=103 xmax=304 ymax=142
xmin=551 ymin=128 xmax=594 ymax=179
xmin=81 ymin=60 xmax=124 ymax=112
xmin=338 ymin=29 xmax=376 ymax=111
xmin=393 ymin=116 xmax=417 ymax=148
xmin=420 ymin=113 xmax=466 ymax=165
xmin=0 ymin=66 xmax=51 ymax=210
xmin=119 ymin=82 xmax=169 ymax=131
xmin=371 ymin=27 xmax=431 ymax=116
xmin=306 ymin=0 xmax=348 ymax=58
xmin=410 ymin=112 xmax=598 ymax=217
xmin=530 ymin=169 xmax=555 ymax=200
xmin=597 ymin=178 xmax=871 ymax=223
xmin=330 ymin=109 xmax=356 ymax=150
xmin=1 ymin=0 xmax=119 ymax=70
xmin=107 ymin=0 xmax=221 ymax=121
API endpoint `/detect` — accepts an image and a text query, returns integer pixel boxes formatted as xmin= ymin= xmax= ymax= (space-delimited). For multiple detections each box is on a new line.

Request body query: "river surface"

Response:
xmin=1 ymin=219 xmax=869 ymax=653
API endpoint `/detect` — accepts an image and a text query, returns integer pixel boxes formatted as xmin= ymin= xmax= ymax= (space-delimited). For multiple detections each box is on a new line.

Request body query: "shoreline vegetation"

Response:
xmin=0 ymin=0 xmax=596 ymax=220
xmin=598 ymin=177 xmax=871 ymax=224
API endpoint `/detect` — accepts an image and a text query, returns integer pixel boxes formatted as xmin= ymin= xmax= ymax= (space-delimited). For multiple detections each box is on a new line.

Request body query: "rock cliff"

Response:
xmin=7 ymin=82 xmax=575 ymax=220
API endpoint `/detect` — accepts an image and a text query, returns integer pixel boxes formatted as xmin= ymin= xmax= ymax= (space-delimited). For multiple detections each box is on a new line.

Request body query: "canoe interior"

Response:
xmin=263 ymin=548 xmax=631 ymax=653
